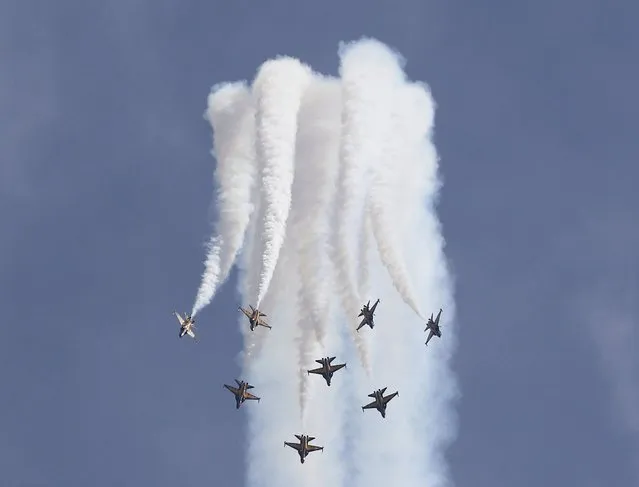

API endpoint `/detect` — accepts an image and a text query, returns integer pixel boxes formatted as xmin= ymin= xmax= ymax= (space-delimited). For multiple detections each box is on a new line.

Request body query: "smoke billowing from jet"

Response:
xmin=191 ymin=83 xmax=257 ymax=317
xmin=192 ymin=38 xmax=457 ymax=487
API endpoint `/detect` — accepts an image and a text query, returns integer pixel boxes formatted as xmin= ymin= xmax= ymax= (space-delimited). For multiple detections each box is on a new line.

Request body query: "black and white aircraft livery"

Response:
xmin=224 ymin=380 xmax=260 ymax=409
xmin=239 ymin=305 xmax=271 ymax=331
xmin=356 ymin=298 xmax=381 ymax=331
xmin=425 ymin=308 xmax=443 ymax=346
xmin=307 ymin=356 xmax=347 ymax=386
xmin=284 ymin=434 xmax=324 ymax=463
xmin=174 ymin=311 xmax=195 ymax=339
xmin=362 ymin=387 xmax=399 ymax=418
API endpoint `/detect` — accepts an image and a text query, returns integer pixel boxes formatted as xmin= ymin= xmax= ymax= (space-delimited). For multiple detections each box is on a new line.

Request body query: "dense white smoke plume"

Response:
xmin=192 ymin=38 xmax=457 ymax=487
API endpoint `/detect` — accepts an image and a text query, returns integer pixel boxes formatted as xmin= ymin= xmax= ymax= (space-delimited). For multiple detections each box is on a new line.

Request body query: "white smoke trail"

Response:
xmin=331 ymin=40 xmax=410 ymax=374
xmin=357 ymin=213 xmax=373 ymax=299
xmin=253 ymin=58 xmax=312 ymax=308
xmin=349 ymin=49 xmax=458 ymax=487
xmin=197 ymin=37 xmax=456 ymax=487
xmin=242 ymin=238 xmax=305 ymax=487
xmin=191 ymin=83 xmax=256 ymax=317
xmin=289 ymin=76 xmax=344 ymax=415
xmin=348 ymin=41 xmax=425 ymax=321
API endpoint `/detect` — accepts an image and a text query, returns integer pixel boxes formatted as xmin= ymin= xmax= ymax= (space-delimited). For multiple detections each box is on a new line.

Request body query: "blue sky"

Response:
xmin=1 ymin=0 xmax=637 ymax=485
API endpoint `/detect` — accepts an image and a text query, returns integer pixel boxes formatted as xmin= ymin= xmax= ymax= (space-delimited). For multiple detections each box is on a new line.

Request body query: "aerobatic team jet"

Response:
xmin=174 ymin=311 xmax=195 ymax=339
xmin=424 ymin=308 xmax=443 ymax=346
xmin=239 ymin=305 xmax=271 ymax=331
xmin=356 ymin=298 xmax=380 ymax=331
xmin=223 ymin=380 xmax=260 ymax=409
xmin=362 ymin=387 xmax=399 ymax=418
xmin=284 ymin=434 xmax=324 ymax=463
xmin=307 ymin=356 xmax=346 ymax=386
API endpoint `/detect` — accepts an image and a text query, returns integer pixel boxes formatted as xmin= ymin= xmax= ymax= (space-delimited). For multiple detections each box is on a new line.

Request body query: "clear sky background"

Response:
xmin=1 ymin=1 xmax=637 ymax=486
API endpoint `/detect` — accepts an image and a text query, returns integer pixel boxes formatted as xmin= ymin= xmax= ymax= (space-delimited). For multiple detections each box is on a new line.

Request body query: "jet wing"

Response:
xmin=356 ymin=318 xmax=368 ymax=331
xmin=382 ymin=392 xmax=398 ymax=404
xmin=362 ymin=400 xmax=378 ymax=410
xmin=370 ymin=299 xmax=379 ymax=314
xmin=308 ymin=367 xmax=325 ymax=375
xmin=425 ymin=330 xmax=435 ymax=346
xmin=239 ymin=307 xmax=252 ymax=319
xmin=186 ymin=329 xmax=195 ymax=338
xmin=244 ymin=392 xmax=260 ymax=401
xmin=174 ymin=312 xmax=184 ymax=325
xmin=328 ymin=363 xmax=346 ymax=373
xmin=224 ymin=384 xmax=240 ymax=395
xmin=307 ymin=445 xmax=323 ymax=453
xmin=284 ymin=441 xmax=303 ymax=452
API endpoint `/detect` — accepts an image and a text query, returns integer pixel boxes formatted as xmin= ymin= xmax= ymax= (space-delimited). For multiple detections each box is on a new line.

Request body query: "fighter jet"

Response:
xmin=174 ymin=311 xmax=195 ymax=338
xmin=307 ymin=356 xmax=346 ymax=386
xmin=356 ymin=298 xmax=380 ymax=331
xmin=239 ymin=305 xmax=271 ymax=331
xmin=362 ymin=387 xmax=399 ymax=418
xmin=425 ymin=308 xmax=443 ymax=346
xmin=284 ymin=434 xmax=324 ymax=464
xmin=223 ymin=380 xmax=260 ymax=409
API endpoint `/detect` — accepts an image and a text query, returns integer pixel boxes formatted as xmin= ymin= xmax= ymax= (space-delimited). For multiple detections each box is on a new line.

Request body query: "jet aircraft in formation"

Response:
xmin=356 ymin=298 xmax=380 ymax=331
xmin=307 ymin=356 xmax=346 ymax=386
xmin=174 ymin=311 xmax=195 ymax=338
xmin=284 ymin=434 xmax=324 ymax=463
xmin=362 ymin=387 xmax=399 ymax=418
xmin=424 ymin=308 xmax=443 ymax=346
xmin=174 ymin=295 xmax=442 ymax=463
xmin=224 ymin=380 xmax=260 ymax=409
xmin=239 ymin=305 xmax=271 ymax=331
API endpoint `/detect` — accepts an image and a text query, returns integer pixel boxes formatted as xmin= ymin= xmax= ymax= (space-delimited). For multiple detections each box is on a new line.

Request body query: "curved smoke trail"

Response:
xmin=192 ymin=38 xmax=457 ymax=487
xmin=350 ymin=50 xmax=457 ymax=487
xmin=191 ymin=83 xmax=257 ymax=317
xmin=367 ymin=76 xmax=427 ymax=320
xmin=331 ymin=40 xmax=410 ymax=374
xmin=253 ymin=58 xmax=312 ymax=308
